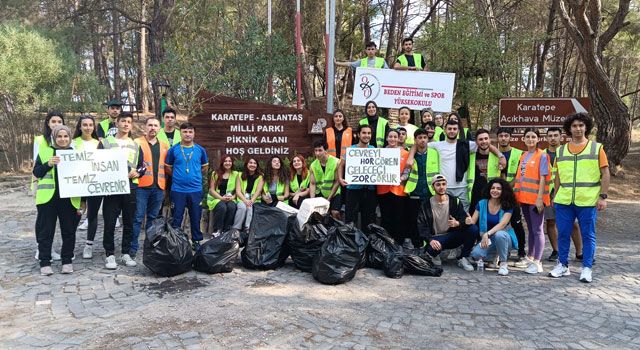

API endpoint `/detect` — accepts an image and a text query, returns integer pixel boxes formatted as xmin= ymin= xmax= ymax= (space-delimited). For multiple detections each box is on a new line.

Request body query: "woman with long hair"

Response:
xmin=207 ymin=155 xmax=238 ymax=236
xmin=33 ymin=125 xmax=82 ymax=275
xmin=514 ymin=127 xmax=551 ymax=274
xmin=468 ymin=178 xmax=519 ymax=276
xmin=262 ymin=156 xmax=290 ymax=206
xmin=233 ymin=158 xmax=264 ymax=231
xmin=398 ymin=106 xmax=418 ymax=148
xmin=71 ymin=115 xmax=103 ymax=258
xmin=323 ymin=109 xmax=353 ymax=160
xmin=289 ymin=154 xmax=310 ymax=209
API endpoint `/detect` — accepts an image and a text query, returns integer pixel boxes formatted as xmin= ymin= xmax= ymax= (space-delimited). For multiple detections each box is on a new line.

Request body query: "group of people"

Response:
xmin=33 ymin=95 xmax=608 ymax=284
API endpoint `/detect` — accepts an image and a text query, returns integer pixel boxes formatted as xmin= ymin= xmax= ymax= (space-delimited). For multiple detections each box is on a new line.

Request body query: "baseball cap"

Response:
xmin=431 ymin=174 xmax=447 ymax=185
xmin=106 ymin=99 xmax=123 ymax=107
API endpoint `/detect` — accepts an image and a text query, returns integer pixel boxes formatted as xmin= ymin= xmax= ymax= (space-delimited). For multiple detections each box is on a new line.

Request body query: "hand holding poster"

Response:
xmin=345 ymin=147 xmax=400 ymax=185
xmin=56 ymin=149 xmax=130 ymax=198
xmin=352 ymin=67 xmax=455 ymax=112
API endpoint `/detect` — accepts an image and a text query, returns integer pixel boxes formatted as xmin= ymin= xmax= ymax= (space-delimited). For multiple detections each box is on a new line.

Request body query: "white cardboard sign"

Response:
xmin=57 ymin=149 xmax=130 ymax=198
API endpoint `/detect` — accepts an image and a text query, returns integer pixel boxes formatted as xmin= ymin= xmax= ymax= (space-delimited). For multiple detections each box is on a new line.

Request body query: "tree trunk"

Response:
xmin=385 ymin=0 xmax=402 ymax=64
xmin=149 ymin=0 xmax=176 ymax=114
xmin=361 ymin=0 xmax=371 ymax=46
xmin=112 ymin=10 xmax=122 ymax=100
xmin=535 ymin=1 xmax=556 ymax=93
xmin=139 ymin=0 xmax=150 ymax=113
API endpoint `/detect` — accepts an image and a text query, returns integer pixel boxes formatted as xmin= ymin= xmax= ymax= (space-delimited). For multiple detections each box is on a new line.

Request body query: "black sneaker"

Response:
xmin=547 ymin=251 xmax=558 ymax=261
xmin=192 ymin=240 xmax=202 ymax=251
xmin=576 ymin=254 xmax=583 ymax=261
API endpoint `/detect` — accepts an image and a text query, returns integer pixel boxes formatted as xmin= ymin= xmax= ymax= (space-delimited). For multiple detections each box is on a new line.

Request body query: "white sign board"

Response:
xmin=345 ymin=147 xmax=401 ymax=185
xmin=352 ymin=67 xmax=455 ymax=112
xmin=57 ymin=149 xmax=130 ymax=198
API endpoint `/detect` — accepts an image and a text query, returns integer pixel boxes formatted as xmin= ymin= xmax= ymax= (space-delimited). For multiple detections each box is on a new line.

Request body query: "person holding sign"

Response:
xmin=467 ymin=178 xmax=519 ymax=276
xmin=358 ymin=100 xmax=389 ymax=148
xmin=234 ymin=157 xmax=265 ymax=231
xmin=393 ymin=37 xmax=428 ymax=71
xmin=71 ymin=115 xmax=102 ymax=259
xmin=165 ymin=122 xmax=209 ymax=251
xmin=97 ymin=99 xmax=123 ymax=140
xmin=289 ymin=155 xmax=311 ymax=209
xmin=513 ymin=128 xmax=552 ymax=275
xmin=33 ymin=125 xmax=82 ymax=275
xmin=335 ymin=41 xmax=389 ymax=69
xmin=262 ymin=156 xmax=290 ymax=206
xmin=207 ymin=155 xmax=238 ymax=237
xmin=309 ymin=141 xmax=342 ymax=219
xmin=418 ymin=175 xmax=479 ymax=271
xmin=324 ymin=109 xmax=353 ymax=159
xmin=131 ymin=117 xmax=169 ymax=257
xmin=338 ymin=125 xmax=377 ymax=234
xmin=98 ymin=112 xmax=145 ymax=269
xmin=376 ymin=129 xmax=409 ymax=244
xmin=397 ymin=107 xmax=418 ymax=148
xmin=157 ymin=108 xmax=181 ymax=147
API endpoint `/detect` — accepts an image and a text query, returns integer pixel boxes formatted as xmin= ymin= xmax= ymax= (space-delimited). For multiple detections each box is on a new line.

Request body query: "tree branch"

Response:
xmin=408 ymin=0 xmax=442 ymax=38
xmin=554 ymin=0 xmax=584 ymax=46
xmin=97 ymin=25 xmax=149 ymax=36
xmin=598 ymin=0 xmax=631 ymax=53
xmin=621 ymin=88 xmax=640 ymax=98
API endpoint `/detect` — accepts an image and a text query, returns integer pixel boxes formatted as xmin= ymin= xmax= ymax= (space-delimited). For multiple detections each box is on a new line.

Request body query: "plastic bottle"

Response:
xmin=477 ymin=258 xmax=484 ymax=274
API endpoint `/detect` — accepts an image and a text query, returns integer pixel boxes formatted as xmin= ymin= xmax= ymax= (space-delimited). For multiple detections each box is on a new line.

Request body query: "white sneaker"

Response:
xmin=447 ymin=248 xmax=459 ymax=260
xmin=78 ymin=218 xmax=88 ymax=230
xmin=51 ymin=250 xmax=61 ymax=261
xmin=548 ymin=262 xmax=570 ymax=278
xmin=431 ymin=254 xmax=442 ymax=266
xmin=212 ymin=230 xmax=221 ymax=238
xmin=105 ymin=255 xmax=117 ymax=269
xmin=457 ymin=257 xmax=474 ymax=271
xmin=498 ymin=264 xmax=509 ymax=276
xmin=82 ymin=245 xmax=93 ymax=259
xmin=61 ymin=264 xmax=73 ymax=274
xmin=115 ymin=217 xmax=121 ymax=228
xmin=40 ymin=266 xmax=53 ymax=276
xmin=121 ymin=254 xmax=137 ymax=267
xmin=579 ymin=267 xmax=593 ymax=283
xmin=515 ymin=256 xmax=531 ymax=268
xmin=524 ymin=261 xmax=543 ymax=274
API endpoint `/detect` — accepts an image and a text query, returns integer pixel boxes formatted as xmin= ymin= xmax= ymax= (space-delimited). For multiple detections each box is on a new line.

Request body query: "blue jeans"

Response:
xmin=131 ymin=187 xmax=164 ymax=254
xmin=425 ymin=225 xmax=479 ymax=258
xmin=171 ymin=191 xmax=204 ymax=242
xmin=470 ymin=230 xmax=514 ymax=262
xmin=555 ymin=204 xmax=597 ymax=268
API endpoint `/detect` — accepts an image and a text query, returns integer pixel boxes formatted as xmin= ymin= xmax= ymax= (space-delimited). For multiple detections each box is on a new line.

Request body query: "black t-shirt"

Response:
xmin=245 ymin=175 xmax=256 ymax=195
xmin=166 ymin=130 xmax=176 ymax=145
xmin=149 ymin=141 xmax=161 ymax=188
xmin=501 ymin=149 xmax=512 ymax=177
xmin=396 ymin=54 xmax=427 ymax=68
xmin=218 ymin=178 xmax=229 ymax=194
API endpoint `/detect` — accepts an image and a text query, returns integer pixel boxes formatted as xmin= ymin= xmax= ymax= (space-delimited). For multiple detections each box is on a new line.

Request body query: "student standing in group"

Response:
xmin=165 ymin=122 xmax=209 ymax=251
xmin=393 ymin=37 xmax=429 ymax=71
xmin=420 ymin=108 xmax=433 ymax=129
xmin=418 ymin=175 xmax=479 ymax=271
xmin=207 ymin=155 xmax=238 ymax=237
xmin=397 ymin=106 xmax=418 ymax=148
xmin=324 ymin=109 xmax=353 ymax=159
xmin=98 ymin=112 xmax=145 ymax=269
xmin=544 ymin=127 xmax=583 ymax=261
xmin=469 ymin=129 xmax=502 ymax=215
xmin=130 ymin=117 xmax=168 ymax=257
xmin=309 ymin=141 xmax=342 ymax=219
xmin=549 ymin=113 xmax=609 ymax=283
xmin=468 ymin=178 xmax=519 ymax=276
xmin=358 ymin=100 xmax=389 ymax=148
xmin=262 ymin=156 xmax=290 ymax=206
xmin=157 ymin=108 xmax=181 ymax=147
xmin=289 ymin=154 xmax=311 ymax=209
xmin=339 ymin=125 xmax=377 ymax=234
xmin=514 ymin=128 xmax=551 ymax=274
xmin=33 ymin=112 xmax=65 ymax=261
xmin=71 ymin=116 xmax=101 ymax=259
xmin=335 ymin=41 xmax=389 ymax=69
xmin=438 ymin=112 xmax=471 ymax=141
xmin=433 ymin=113 xmax=445 ymax=141
xmin=376 ymin=129 xmax=409 ymax=244
xmin=97 ymin=99 xmax=123 ymax=140
xmin=33 ymin=125 xmax=81 ymax=275
xmin=497 ymin=127 xmax=528 ymax=263
xmin=423 ymin=121 xmax=437 ymax=143
xmin=234 ymin=157 xmax=264 ymax=231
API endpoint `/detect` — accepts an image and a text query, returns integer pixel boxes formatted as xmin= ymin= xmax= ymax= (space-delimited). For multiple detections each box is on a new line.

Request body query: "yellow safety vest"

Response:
xmin=554 ymin=141 xmax=602 ymax=207
xmin=207 ymin=171 xmax=239 ymax=209
xmin=404 ymin=148 xmax=440 ymax=196
xmin=360 ymin=57 xmax=385 ymax=68
xmin=505 ymin=148 xmax=524 ymax=182
xmin=157 ymin=128 xmax=181 ymax=146
xmin=101 ymin=136 xmax=140 ymax=185
xmin=73 ymin=137 xmax=99 ymax=151
xmin=397 ymin=53 xmax=423 ymax=70
xmin=290 ymin=172 xmax=310 ymax=193
xmin=263 ymin=179 xmax=287 ymax=198
xmin=35 ymin=144 xmax=81 ymax=209
xmin=487 ymin=153 xmax=501 ymax=180
xmin=241 ymin=175 xmax=263 ymax=202
xmin=310 ymin=156 xmax=340 ymax=197
xmin=359 ymin=117 xmax=388 ymax=148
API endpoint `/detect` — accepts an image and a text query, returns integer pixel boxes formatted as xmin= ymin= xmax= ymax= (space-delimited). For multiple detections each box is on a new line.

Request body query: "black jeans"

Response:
xmin=406 ymin=197 xmax=423 ymax=247
xmin=345 ymin=188 xmax=377 ymax=234
xmin=378 ymin=193 xmax=409 ymax=244
xmin=424 ymin=225 xmax=480 ymax=258
xmin=212 ymin=201 xmax=237 ymax=232
xmin=102 ymin=190 xmax=136 ymax=256
xmin=511 ymin=204 xmax=526 ymax=257
xmin=85 ymin=195 xmax=103 ymax=241
xmin=35 ymin=196 xmax=80 ymax=266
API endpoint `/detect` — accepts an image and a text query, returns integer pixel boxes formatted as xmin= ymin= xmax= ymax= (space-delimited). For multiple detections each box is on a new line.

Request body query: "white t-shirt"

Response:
xmin=429 ymin=141 xmax=477 ymax=188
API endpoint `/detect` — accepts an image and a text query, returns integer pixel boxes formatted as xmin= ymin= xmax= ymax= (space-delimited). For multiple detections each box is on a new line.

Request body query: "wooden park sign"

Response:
xmin=499 ymin=97 xmax=590 ymax=128
xmin=190 ymin=92 xmax=327 ymax=162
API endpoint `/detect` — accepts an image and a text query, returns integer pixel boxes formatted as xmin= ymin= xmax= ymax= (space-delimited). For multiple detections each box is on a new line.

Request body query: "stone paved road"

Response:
xmin=1 ymin=189 xmax=639 ymax=349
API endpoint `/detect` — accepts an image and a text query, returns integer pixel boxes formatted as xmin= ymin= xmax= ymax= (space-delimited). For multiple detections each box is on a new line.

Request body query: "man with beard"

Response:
xmin=97 ymin=99 xmax=123 ymax=140
xmin=469 ymin=129 xmax=502 ymax=215
xmin=393 ymin=37 xmax=428 ymax=71
xmin=423 ymin=121 xmax=437 ymax=142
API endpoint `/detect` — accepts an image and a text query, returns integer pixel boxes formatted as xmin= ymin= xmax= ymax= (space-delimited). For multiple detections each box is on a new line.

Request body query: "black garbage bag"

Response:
xmin=312 ymin=223 xmax=369 ymax=285
xmin=402 ymin=253 xmax=443 ymax=277
xmin=241 ymin=204 xmax=290 ymax=270
xmin=193 ymin=230 xmax=240 ymax=274
xmin=384 ymin=252 xmax=405 ymax=278
xmin=224 ymin=228 xmax=247 ymax=248
xmin=366 ymin=224 xmax=401 ymax=269
xmin=286 ymin=212 xmax=336 ymax=272
xmin=143 ymin=217 xmax=193 ymax=277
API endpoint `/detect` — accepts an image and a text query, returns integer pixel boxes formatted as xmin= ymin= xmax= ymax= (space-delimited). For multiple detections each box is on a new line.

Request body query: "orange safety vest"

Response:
xmin=326 ymin=127 xmax=353 ymax=159
xmin=376 ymin=149 xmax=409 ymax=197
xmin=514 ymin=149 xmax=551 ymax=206
xmin=135 ymin=137 xmax=168 ymax=190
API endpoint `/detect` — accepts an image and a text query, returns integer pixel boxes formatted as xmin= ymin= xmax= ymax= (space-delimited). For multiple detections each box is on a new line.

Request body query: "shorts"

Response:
xmin=544 ymin=205 xmax=555 ymax=220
